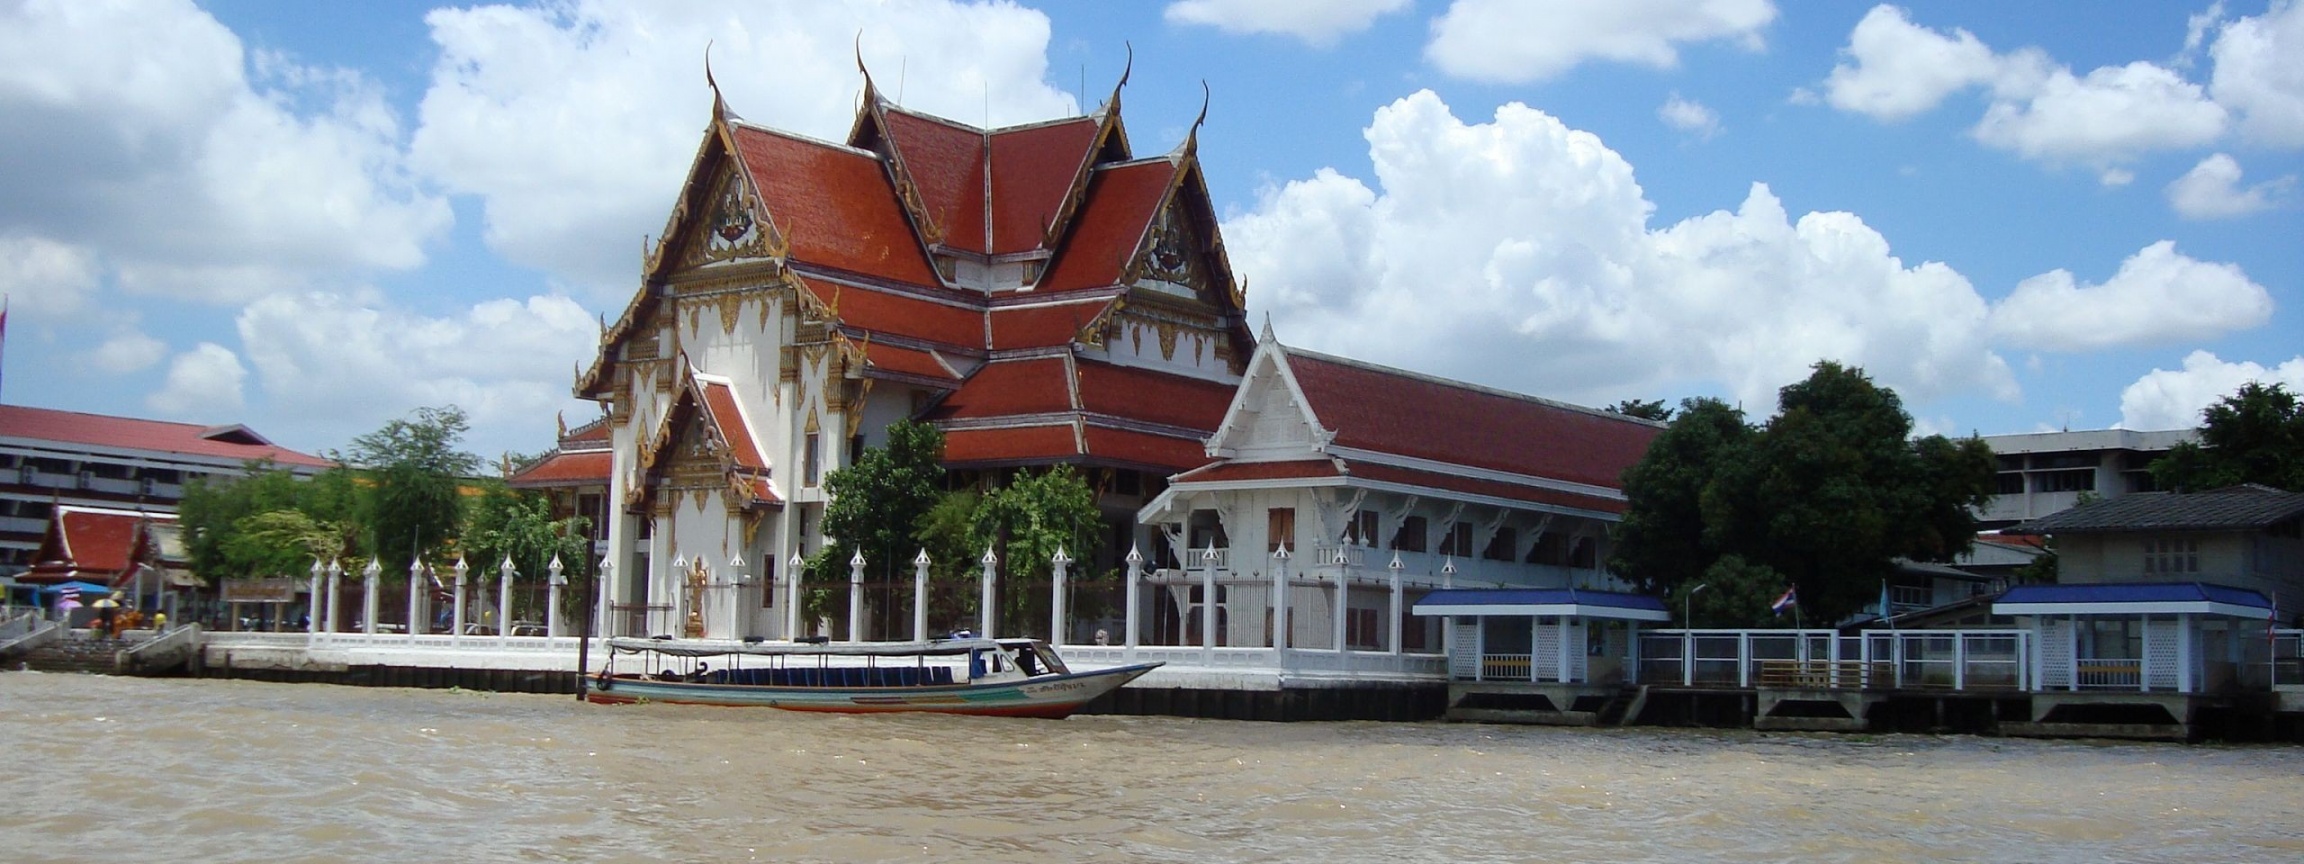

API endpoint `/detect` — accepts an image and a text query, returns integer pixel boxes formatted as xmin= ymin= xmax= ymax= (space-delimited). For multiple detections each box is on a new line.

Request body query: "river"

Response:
xmin=1 ymin=672 xmax=2298 ymax=863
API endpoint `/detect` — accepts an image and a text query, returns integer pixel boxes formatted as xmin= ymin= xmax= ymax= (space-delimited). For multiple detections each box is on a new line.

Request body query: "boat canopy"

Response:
xmin=605 ymin=637 xmax=1006 ymax=659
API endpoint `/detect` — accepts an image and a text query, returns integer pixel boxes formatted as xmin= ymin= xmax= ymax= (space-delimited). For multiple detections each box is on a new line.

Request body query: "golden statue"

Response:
xmin=683 ymin=556 xmax=708 ymax=638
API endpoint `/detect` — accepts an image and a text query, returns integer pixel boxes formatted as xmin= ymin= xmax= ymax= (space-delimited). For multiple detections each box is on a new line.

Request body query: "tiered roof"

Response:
xmin=508 ymin=416 xmax=612 ymax=490
xmin=24 ymin=506 xmax=175 ymax=586
xmin=581 ymin=70 xmax=1252 ymax=475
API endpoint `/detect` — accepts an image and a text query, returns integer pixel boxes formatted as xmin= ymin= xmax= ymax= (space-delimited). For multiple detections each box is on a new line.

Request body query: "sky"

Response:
xmin=1 ymin=0 xmax=2299 ymax=461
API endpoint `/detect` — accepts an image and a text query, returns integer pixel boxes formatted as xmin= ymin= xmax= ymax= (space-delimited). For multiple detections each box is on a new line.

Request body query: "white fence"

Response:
xmin=1636 ymin=629 xmax=2031 ymax=692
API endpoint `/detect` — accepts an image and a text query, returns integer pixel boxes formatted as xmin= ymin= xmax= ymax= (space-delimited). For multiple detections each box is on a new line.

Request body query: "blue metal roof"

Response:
xmin=1413 ymin=588 xmax=1668 ymax=613
xmin=1995 ymin=582 xmax=2271 ymax=609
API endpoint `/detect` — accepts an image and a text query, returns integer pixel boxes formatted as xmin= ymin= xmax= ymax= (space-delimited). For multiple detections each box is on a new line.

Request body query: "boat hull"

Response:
xmin=584 ymin=662 xmax=1162 ymax=719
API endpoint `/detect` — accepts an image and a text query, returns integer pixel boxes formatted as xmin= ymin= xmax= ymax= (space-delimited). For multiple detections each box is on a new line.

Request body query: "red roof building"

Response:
xmin=0 ymin=405 xmax=328 ymax=576
xmin=574 ymin=67 xmax=1253 ymax=640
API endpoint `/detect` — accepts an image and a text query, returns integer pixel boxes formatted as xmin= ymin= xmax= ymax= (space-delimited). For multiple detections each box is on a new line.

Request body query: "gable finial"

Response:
xmin=855 ymin=31 xmax=875 ymax=92
xmin=1181 ymin=79 xmax=1210 ymax=154
xmin=1260 ymin=312 xmax=1275 ymax=344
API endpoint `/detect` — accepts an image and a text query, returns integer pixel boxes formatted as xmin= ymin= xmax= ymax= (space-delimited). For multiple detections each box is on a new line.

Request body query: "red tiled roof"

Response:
xmin=1344 ymin=461 xmax=1627 ymax=515
xmin=1081 ymin=426 xmax=1213 ymax=473
xmin=1077 ymin=362 xmax=1235 ymax=432
xmin=862 ymin=342 xmax=959 ymax=382
xmin=798 ymin=276 xmax=984 ymax=348
xmin=987 ymin=299 xmax=1112 ymax=350
xmin=564 ymin=418 xmax=610 ymax=443
xmin=1287 ymin=351 xmax=1659 ymax=490
xmin=1172 ymin=459 xmax=1339 ymax=484
xmin=1039 ymin=160 xmax=1175 ymax=291
xmin=929 ymin=358 xmax=1074 ymax=420
xmin=0 ymin=405 xmax=330 ymax=468
xmin=730 ymin=125 xmax=935 ymax=284
xmin=749 ymin=477 xmax=783 ymax=506
xmin=880 ymin=108 xmax=987 ymax=252
xmin=989 ymin=118 xmax=1101 ymax=254
xmin=508 ymin=450 xmax=612 ymax=488
xmin=697 ymin=377 xmax=769 ymax=472
xmin=942 ymin=425 xmax=1079 ymax=465
xmin=23 ymin=507 xmax=172 ymax=585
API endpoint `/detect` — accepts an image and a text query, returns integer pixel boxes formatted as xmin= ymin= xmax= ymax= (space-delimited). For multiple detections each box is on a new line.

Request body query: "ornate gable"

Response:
xmin=626 ymin=365 xmax=783 ymax=515
xmin=1208 ymin=341 xmax=1329 ymax=461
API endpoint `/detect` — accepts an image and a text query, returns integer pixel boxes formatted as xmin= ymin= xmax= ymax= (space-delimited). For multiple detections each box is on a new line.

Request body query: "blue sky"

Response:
xmin=2 ymin=0 xmax=2299 ymax=459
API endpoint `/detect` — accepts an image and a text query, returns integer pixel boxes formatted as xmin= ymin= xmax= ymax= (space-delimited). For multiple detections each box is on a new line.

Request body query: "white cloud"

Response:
xmin=410 ymin=0 xmax=1075 ymax=297
xmin=1229 ymin=89 xmax=2016 ymax=416
xmin=1658 ymin=93 xmax=1721 ymax=138
xmin=2209 ymin=0 xmax=2304 ymax=146
xmin=2119 ymin=350 xmax=2304 ymax=430
xmin=235 ymin=290 xmax=602 ymax=455
xmin=89 ymin=329 xmax=166 ymax=375
xmin=1987 ymin=241 xmax=2270 ymax=352
xmin=1822 ymin=5 xmax=2231 ymax=179
xmin=1164 ymin=0 xmax=1408 ymax=47
xmin=1426 ymin=0 xmax=1776 ymax=84
xmin=2166 ymin=153 xmax=2292 ymax=219
xmin=1823 ymin=5 xmax=1997 ymax=121
xmin=147 ymin=343 xmax=247 ymax=418
xmin=0 ymin=0 xmax=449 ymax=304
xmin=0 ymin=235 xmax=99 ymax=317
xmin=1970 ymin=60 xmax=2227 ymax=170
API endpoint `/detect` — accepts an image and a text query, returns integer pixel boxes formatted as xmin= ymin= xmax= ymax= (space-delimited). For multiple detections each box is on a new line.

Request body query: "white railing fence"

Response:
xmin=1634 ymin=629 xmax=2031 ymax=692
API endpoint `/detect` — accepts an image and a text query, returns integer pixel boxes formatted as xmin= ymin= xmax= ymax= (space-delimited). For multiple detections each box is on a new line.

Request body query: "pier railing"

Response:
xmin=1637 ymin=629 xmax=2030 ymax=692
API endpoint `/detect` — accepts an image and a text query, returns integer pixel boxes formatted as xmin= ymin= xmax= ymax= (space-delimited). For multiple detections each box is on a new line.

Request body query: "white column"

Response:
xmin=912 ymin=549 xmax=931 ymax=642
xmin=1332 ymin=563 xmax=1350 ymax=656
xmin=2176 ymin=613 xmax=2194 ymax=693
xmin=2139 ymin=615 xmax=2153 ymax=693
xmin=1388 ymin=554 xmax=1404 ymax=655
xmin=1200 ymin=541 xmax=1218 ymax=652
xmin=307 ymin=560 xmax=323 ymax=635
xmin=1050 ymin=546 xmax=1071 ymax=646
xmin=324 ymin=559 xmax=342 ymax=635
xmin=595 ymin=557 xmax=614 ymax=639
xmin=546 ymin=555 xmax=566 ymax=638
xmin=726 ymin=553 xmax=747 ymax=639
xmin=1269 ymin=543 xmax=1290 ymax=652
xmin=1123 ymin=544 xmax=1143 ymax=654
xmin=979 ymin=546 xmax=999 ymax=638
xmin=786 ymin=553 xmax=804 ymax=639
xmin=451 ymin=557 xmax=470 ymax=645
xmin=498 ymin=556 xmax=516 ymax=644
xmin=362 ymin=559 xmax=380 ymax=635
xmin=406 ymin=558 xmax=425 ymax=640
xmin=847 ymin=549 xmax=866 ymax=643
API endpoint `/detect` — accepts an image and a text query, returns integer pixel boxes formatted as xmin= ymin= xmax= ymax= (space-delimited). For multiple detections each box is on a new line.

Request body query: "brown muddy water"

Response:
xmin=1 ymin=672 xmax=2299 ymax=863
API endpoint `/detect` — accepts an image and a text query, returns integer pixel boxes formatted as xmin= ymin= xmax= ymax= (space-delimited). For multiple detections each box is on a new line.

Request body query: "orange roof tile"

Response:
xmin=989 ymin=118 xmax=1101 ymax=254
xmin=863 ymin=342 xmax=959 ymax=382
xmin=797 ymin=276 xmax=984 ymax=348
xmin=1039 ymin=160 xmax=1175 ymax=291
xmin=1343 ymin=461 xmax=1627 ymax=515
xmin=987 ymin=299 xmax=1112 ymax=350
xmin=697 ymin=377 xmax=769 ymax=472
xmin=731 ymin=125 xmax=935 ymax=284
xmin=508 ymin=450 xmax=612 ymax=488
xmin=881 ymin=108 xmax=987 ymax=252
xmin=930 ymin=358 xmax=1075 ymax=420
xmin=1286 ymin=350 xmax=1659 ymax=491
xmin=942 ymin=425 xmax=1079 ymax=465
xmin=1081 ymin=426 xmax=1212 ymax=473
xmin=1077 ymin=362 xmax=1235 ymax=432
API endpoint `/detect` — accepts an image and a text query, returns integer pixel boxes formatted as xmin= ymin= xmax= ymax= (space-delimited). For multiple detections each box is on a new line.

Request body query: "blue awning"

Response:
xmin=1412 ymin=588 xmax=1670 ymax=622
xmin=1992 ymin=581 xmax=2271 ymax=619
xmin=35 ymin=581 xmax=115 ymax=596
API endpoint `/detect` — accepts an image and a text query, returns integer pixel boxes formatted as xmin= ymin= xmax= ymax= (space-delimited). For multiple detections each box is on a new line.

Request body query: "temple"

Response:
xmin=577 ymin=67 xmax=1252 ymax=639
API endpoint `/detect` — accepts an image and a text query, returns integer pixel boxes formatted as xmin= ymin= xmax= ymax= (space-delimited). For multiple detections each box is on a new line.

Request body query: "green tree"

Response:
xmin=802 ymin=421 xmax=949 ymax=634
xmin=180 ymin=460 xmax=355 ymax=581
xmin=1611 ymin=362 xmax=1997 ymax=624
xmin=1608 ymin=398 xmax=1676 ymax=422
xmin=221 ymin=510 xmax=342 ymax=580
xmin=1669 ymin=555 xmax=1794 ymax=628
xmin=908 ymin=466 xmax=1105 ymax=636
xmin=2150 ymin=381 xmax=2304 ymax=492
xmin=342 ymin=406 xmax=481 ymax=570
xmin=461 ymin=483 xmax=594 ymax=623
xmin=1612 ymin=398 xmax=1748 ymax=594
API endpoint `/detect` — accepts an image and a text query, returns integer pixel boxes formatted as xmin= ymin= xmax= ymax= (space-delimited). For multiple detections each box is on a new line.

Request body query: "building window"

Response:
xmin=848 ymin=434 xmax=865 ymax=466
xmin=1994 ymin=473 xmax=2026 ymax=494
xmin=804 ymin=433 xmax=821 ymax=487
xmin=1437 ymin=522 xmax=1474 ymax=557
xmin=2036 ymin=469 xmax=2094 ymax=493
xmin=760 ymin=556 xmax=776 ymax=608
xmin=1391 ymin=516 xmax=1427 ymax=553
xmin=1266 ymin=507 xmax=1295 ymax=554
xmin=1527 ymin=531 xmax=1566 ymax=566
xmin=1343 ymin=509 xmax=1379 ymax=546
xmin=76 ymin=469 xmax=93 ymax=490
xmin=1482 ymin=527 xmax=1517 ymax=561
xmin=2143 ymin=537 xmax=2197 ymax=575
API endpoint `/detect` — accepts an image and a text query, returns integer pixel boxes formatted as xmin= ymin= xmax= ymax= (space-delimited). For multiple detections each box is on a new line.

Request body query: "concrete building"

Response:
xmin=1977 ymin=428 xmax=2196 ymax=529
xmin=0 ymin=404 xmax=330 ymax=575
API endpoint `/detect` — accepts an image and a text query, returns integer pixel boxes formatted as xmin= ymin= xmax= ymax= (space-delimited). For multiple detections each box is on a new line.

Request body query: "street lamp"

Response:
xmin=1685 ymin=582 xmax=1710 ymax=629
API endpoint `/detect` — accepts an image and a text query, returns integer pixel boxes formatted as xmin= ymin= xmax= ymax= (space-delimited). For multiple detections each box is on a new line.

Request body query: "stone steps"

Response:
xmin=17 ymin=637 xmax=130 ymax=674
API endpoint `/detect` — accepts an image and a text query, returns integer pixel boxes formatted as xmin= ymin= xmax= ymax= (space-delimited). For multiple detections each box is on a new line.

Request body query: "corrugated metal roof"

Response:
xmin=2010 ymin=485 xmax=2304 ymax=534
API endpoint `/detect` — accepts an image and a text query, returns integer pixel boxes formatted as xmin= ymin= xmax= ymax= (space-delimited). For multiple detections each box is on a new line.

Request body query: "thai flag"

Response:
xmin=1770 ymin=586 xmax=1797 ymax=615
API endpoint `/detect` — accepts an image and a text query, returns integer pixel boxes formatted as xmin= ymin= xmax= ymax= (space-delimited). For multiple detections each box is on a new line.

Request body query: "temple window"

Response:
xmin=1391 ymin=516 xmax=1427 ymax=553
xmin=1266 ymin=508 xmax=1295 ymax=554
xmin=804 ymin=433 xmax=821 ymax=486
